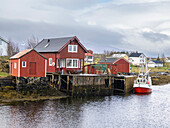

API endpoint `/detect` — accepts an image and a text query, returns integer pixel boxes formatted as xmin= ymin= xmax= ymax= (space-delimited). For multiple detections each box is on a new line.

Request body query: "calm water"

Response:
xmin=0 ymin=84 xmax=170 ymax=128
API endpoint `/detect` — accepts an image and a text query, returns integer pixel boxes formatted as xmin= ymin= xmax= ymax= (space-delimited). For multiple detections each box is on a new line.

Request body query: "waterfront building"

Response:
xmin=0 ymin=36 xmax=8 ymax=56
xmin=34 ymin=36 xmax=88 ymax=73
xmin=85 ymin=50 xmax=93 ymax=64
xmin=10 ymin=49 xmax=47 ymax=77
xmin=147 ymin=60 xmax=163 ymax=67
xmin=128 ymin=53 xmax=146 ymax=66
xmin=98 ymin=57 xmax=130 ymax=74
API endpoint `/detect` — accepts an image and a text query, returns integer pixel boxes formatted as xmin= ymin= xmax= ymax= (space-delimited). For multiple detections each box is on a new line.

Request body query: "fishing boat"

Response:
xmin=133 ymin=68 xmax=152 ymax=94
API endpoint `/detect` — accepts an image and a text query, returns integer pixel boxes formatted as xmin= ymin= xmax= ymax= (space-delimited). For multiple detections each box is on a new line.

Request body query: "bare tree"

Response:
xmin=27 ymin=35 xmax=39 ymax=49
xmin=8 ymin=39 xmax=20 ymax=57
xmin=161 ymin=53 xmax=166 ymax=67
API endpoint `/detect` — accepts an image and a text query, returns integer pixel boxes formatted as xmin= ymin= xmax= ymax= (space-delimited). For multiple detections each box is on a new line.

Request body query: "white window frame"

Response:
xmin=60 ymin=59 xmax=65 ymax=68
xmin=49 ymin=58 xmax=52 ymax=66
xmin=66 ymin=59 xmax=79 ymax=68
xmin=22 ymin=61 xmax=26 ymax=67
xmin=14 ymin=62 xmax=17 ymax=69
xmin=68 ymin=45 xmax=78 ymax=53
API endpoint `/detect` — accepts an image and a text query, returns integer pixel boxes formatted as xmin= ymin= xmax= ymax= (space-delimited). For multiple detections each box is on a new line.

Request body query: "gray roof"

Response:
xmin=99 ymin=58 xmax=118 ymax=63
xmin=152 ymin=60 xmax=163 ymax=64
xmin=34 ymin=36 xmax=75 ymax=52
xmin=129 ymin=53 xmax=143 ymax=57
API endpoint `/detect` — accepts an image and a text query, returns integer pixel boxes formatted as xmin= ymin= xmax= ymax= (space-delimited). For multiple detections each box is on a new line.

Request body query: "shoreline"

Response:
xmin=0 ymin=95 xmax=70 ymax=104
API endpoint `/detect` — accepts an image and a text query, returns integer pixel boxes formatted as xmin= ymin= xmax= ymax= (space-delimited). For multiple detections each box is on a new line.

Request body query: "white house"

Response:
xmin=165 ymin=57 xmax=170 ymax=63
xmin=0 ymin=36 xmax=8 ymax=56
xmin=129 ymin=53 xmax=146 ymax=66
xmin=85 ymin=52 xmax=93 ymax=63
xmin=147 ymin=60 xmax=163 ymax=67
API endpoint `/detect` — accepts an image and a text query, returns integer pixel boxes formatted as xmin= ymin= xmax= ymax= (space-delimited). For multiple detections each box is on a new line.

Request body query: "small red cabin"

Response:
xmin=34 ymin=36 xmax=88 ymax=73
xmin=84 ymin=64 xmax=118 ymax=75
xmin=10 ymin=49 xmax=47 ymax=77
xmin=99 ymin=57 xmax=130 ymax=74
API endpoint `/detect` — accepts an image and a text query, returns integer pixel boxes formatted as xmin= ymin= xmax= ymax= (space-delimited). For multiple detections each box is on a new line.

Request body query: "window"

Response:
xmin=49 ymin=58 xmax=52 ymax=66
xmin=56 ymin=59 xmax=59 ymax=68
xmin=22 ymin=61 xmax=26 ymax=67
xmin=73 ymin=60 xmax=78 ymax=67
xmin=88 ymin=56 xmax=93 ymax=59
xmin=14 ymin=62 xmax=17 ymax=69
xmin=66 ymin=59 xmax=78 ymax=68
xmin=68 ymin=45 xmax=78 ymax=53
xmin=60 ymin=59 xmax=65 ymax=67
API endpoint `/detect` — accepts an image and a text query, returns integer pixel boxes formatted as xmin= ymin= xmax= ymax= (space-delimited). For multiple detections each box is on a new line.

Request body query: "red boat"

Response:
xmin=133 ymin=69 xmax=152 ymax=94
xmin=133 ymin=87 xmax=152 ymax=94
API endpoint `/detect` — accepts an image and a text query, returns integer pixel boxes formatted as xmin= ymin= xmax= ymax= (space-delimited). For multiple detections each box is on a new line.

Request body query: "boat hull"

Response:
xmin=133 ymin=87 xmax=152 ymax=94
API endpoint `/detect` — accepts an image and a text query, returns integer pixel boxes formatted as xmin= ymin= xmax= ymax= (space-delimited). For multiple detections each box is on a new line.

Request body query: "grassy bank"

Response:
xmin=0 ymin=85 xmax=69 ymax=104
xmin=131 ymin=65 xmax=169 ymax=73
xmin=0 ymin=72 xmax=10 ymax=78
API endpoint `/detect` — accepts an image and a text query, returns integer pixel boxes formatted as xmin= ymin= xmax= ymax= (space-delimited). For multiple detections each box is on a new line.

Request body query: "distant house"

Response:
xmin=0 ymin=36 xmax=8 ymax=56
xmin=165 ymin=57 xmax=170 ymax=63
xmin=99 ymin=57 xmax=130 ymax=74
xmin=85 ymin=50 xmax=93 ymax=63
xmin=110 ymin=54 xmax=128 ymax=60
xmin=147 ymin=60 xmax=163 ymax=67
xmin=129 ymin=53 xmax=146 ymax=66
xmin=34 ymin=36 xmax=88 ymax=73
xmin=10 ymin=49 xmax=47 ymax=77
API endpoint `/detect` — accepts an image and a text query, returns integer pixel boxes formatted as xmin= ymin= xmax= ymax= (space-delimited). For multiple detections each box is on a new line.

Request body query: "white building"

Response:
xmin=147 ymin=60 xmax=163 ymax=67
xmin=85 ymin=53 xmax=93 ymax=63
xmin=111 ymin=54 xmax=129 ymax=60
xmin=129 ymin=53 xmax=146 ymax=66
xmin=0 ymin=37 xmax=8 ymax=56
xmin=165 ymin=57 xmax=170 ymax=63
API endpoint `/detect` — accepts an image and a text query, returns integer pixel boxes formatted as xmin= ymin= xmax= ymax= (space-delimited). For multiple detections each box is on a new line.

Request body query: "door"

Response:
xmin=29 ymin=62 xmax=36 ymax=75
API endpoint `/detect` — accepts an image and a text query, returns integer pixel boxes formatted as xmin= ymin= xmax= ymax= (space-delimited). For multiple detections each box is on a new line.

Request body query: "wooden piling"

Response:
xmin=67 ymin=75 xmax=69 ymax=91
xmin=58 ymin=75 xmax=61 ymax=90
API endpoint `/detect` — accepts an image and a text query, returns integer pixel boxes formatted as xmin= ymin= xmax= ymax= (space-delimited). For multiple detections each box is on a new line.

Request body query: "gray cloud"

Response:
xmin=142 ymin=32 xmax=170 ymax=42
xmin=0 ymin=0 xmax=170 ymax=57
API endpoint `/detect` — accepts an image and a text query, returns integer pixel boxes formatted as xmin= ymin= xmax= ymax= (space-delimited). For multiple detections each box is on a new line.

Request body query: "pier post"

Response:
xmin=109 ymin=76 xmax=112 ymax=89
xmin=67 ymin=75 xmax=69 ymax=91
xmin=58 ymin=75 xmax=61 ymax=90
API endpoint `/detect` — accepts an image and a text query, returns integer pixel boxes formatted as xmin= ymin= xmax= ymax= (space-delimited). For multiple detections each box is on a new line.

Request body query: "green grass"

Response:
xmin=0 ymin=56 xmax=9 ymax=61
xmin=131 ymin=65 xmax=169 ymax=73
xmin=0 ymin=72 xmax=10 ymax=78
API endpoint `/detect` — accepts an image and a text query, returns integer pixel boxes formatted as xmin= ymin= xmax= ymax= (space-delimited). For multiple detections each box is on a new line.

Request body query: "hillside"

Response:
xmin=0 ymin=56 xmax=9 ymax=78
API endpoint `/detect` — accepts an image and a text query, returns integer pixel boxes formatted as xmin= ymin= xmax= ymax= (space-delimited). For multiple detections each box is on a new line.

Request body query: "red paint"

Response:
xmin=99 ymin=58 xmax=130 ymax=74
xmin=134 ymin=87 xmax=152 ymax=93
xmin=10 ymin=50 xmax=47 ymax=77
xmin=40 ymin=37 xmax=87 ymax=73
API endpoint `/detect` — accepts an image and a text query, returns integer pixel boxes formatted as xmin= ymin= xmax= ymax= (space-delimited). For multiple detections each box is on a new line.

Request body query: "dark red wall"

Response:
xmin=10 ymin=50 xmax=46 ymax=77
xmin=114 ymin=59 xmax=130 ymax=73
xmin=59 ymin=39 xmax=85 ymax=59
xmin=40 ymin=53 xmax=56 ymax=73
xmin=20 ymin=50 xmax=46 ymax=77
xmin=99 ymin=59 xmax=130 ymax=74
xmin=40 ymin=39 xmax=86 ymax=73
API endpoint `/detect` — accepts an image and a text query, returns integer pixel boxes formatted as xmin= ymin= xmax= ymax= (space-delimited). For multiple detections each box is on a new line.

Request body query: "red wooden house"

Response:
xmin=34 ymin=36 xmax=88 ymax=73
xmin=99 ymin=57 xmax=130 ymax=74
xmin=10 ymin=49 xmax=47 ymax=77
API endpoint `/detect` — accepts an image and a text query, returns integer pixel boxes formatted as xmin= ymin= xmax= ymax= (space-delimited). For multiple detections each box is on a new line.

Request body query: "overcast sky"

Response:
xmin=1 ymin=0 xmax=170 ymax=57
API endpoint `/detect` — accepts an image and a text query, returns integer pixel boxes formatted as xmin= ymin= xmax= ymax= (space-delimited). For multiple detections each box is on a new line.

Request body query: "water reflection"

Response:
xmin=0 ymin=84 xmax=170 ymax=128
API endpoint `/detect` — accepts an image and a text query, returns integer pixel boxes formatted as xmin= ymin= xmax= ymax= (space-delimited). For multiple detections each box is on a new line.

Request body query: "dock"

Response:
xmin=46 ymin=73 xmax=136 ymax=97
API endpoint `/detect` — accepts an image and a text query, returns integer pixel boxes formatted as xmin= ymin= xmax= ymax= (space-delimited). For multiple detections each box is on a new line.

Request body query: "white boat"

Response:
xmin=133 ymin=68 xmax=152 ymax=94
